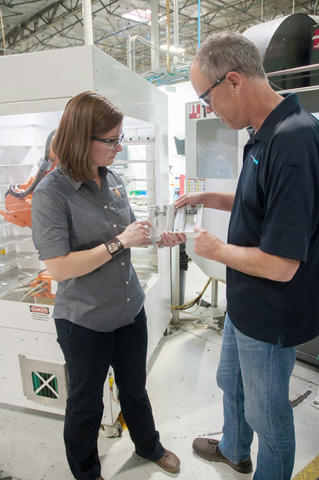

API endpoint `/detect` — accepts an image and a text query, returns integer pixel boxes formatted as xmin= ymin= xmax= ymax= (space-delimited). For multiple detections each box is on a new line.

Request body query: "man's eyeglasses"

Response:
xmin=198 ymin=72 xmax=228 ymax=107
xmin=91 ymin=133 xmax=124 ymax=150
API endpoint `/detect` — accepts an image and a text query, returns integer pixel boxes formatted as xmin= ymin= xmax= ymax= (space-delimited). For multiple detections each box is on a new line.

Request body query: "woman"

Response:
xmin=32 ymin=91 xmax=184 ymax=480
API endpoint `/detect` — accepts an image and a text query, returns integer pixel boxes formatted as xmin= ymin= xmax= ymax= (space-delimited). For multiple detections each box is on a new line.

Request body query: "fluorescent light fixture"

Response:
xmin=160 ymin=44 xmax=185 ymax=54
xmin=122 ymin=8 xmax=152 ymax=24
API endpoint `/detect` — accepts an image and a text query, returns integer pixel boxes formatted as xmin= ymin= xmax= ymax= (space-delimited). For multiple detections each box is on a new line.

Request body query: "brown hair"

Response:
xmin=53 ymin=91 xmax=123 ymax=181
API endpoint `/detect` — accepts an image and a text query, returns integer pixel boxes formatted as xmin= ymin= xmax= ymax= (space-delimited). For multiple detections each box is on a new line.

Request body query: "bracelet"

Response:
xmin=104 ymin=236 xmax=124 ymax=257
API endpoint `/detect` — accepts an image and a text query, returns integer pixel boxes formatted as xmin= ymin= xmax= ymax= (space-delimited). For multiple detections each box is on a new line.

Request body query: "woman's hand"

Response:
xmin=118 ymin=221 xmax=152 ymax=248
xmin=157 ymin=231 xmax=187 ymax=248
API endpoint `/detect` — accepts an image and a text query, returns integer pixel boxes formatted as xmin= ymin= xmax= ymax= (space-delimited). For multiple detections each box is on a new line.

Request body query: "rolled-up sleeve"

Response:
xmin=32 ymin=189 xmax=71 ymax=260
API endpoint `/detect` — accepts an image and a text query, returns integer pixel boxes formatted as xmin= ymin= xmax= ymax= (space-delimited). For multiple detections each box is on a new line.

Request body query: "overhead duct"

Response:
xmin=244 ymin=13 xmax=318 ymax=90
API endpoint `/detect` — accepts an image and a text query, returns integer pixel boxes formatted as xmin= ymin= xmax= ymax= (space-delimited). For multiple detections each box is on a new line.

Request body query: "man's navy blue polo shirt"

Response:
xmin=227 ymin=93 xmax=319 ymax=347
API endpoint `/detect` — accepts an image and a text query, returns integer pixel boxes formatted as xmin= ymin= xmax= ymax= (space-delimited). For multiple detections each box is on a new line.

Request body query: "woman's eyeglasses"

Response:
xmin=91 ymin=133 xmax=125 ymax=150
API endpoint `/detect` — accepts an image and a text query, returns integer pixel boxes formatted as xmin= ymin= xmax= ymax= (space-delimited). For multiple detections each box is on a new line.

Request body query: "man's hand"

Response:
xmin=175 ymin=192 xmax=203 ymax=209
xmin=194 ymin=225 xmax=225 ymax=260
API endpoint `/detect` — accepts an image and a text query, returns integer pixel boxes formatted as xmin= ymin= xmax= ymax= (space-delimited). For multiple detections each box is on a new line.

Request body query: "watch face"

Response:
xmin=108 ymin=241 xmax=118 ymax=253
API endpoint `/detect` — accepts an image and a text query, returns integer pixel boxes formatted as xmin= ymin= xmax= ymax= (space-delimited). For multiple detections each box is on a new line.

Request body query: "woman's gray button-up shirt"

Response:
xmin=31 ymin=166 xmax=145 ymax=332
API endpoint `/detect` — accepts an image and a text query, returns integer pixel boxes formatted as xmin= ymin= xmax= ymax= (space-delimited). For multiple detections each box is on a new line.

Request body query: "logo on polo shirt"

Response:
xmin=250 ymin=154 xmax=259 ymax=165
xmin=110 ymin=184 xmax=123 ymax=197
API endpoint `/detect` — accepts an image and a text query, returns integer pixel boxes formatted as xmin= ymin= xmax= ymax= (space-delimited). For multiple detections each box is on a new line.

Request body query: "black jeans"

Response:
xmin=55 ymin=307 xmax=164 ymax=480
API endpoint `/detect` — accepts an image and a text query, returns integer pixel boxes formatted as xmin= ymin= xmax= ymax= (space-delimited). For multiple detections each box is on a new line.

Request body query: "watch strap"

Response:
xmin=104 ymin=236 xmax=124 ymax=257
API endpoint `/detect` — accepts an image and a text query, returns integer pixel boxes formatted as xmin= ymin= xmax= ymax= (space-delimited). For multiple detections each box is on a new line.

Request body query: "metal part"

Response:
xmin=149 ymin=203 xmax=204 ymax=242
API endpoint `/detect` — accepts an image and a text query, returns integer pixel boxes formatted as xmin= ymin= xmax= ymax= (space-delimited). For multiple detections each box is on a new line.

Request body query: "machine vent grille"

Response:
xmin=19 ymin=355 xmax=68 ymax=409
xmin=31 ymin=371 xmax=59 ymax=398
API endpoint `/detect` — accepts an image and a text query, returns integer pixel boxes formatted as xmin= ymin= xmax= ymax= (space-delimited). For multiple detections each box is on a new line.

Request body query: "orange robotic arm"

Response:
xmin=0 ymin=130 xmax=58 ymax=228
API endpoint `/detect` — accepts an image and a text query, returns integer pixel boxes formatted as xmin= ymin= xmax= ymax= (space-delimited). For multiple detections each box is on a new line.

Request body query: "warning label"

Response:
xmin=188 ymin=102 xmax=202 ymax=119
xmin=29 ymin=305 xmax=50 ymax=321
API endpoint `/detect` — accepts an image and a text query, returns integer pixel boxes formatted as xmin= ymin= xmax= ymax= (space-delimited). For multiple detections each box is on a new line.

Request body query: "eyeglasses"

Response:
xmin=91 ymin=133 xmax=124 ymax=150
xmin=198 ymin=72 xmax=228 ymax=107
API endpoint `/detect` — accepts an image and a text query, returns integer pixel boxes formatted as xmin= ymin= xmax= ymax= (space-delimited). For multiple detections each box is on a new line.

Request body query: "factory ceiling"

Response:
xmin=0 ymin=0 xmax=318 ymax=83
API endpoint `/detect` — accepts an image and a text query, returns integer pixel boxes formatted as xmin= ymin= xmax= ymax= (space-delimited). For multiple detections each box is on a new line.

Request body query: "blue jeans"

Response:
xmin=217 ymin=314 xmax=296 ymax=480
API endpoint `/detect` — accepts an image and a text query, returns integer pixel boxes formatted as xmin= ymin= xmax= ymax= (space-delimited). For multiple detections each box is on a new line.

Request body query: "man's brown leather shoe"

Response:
xmin=192 ymin=438 xmax=252 ymax=474
xmin=155 ymin=449 xmax=180 ymax=473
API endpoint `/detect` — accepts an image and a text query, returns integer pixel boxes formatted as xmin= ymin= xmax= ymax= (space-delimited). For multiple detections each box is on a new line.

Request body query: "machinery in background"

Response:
xmin=0 ymin=44 xmax=170 ymax=435
xmin=1 ymin=130 xmax=57 ymax=229
xmin=244 ymin=13 xmax=319 ymax=90
xmin=0 ymin=131 xmax=58 ymax=304
xmin=185 ymin=106 xmax=248 ymax=283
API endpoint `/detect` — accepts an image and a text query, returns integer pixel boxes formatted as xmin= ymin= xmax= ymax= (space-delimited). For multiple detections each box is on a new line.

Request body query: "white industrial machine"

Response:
xmin=0 ymin=45 xmax=171 ymax=433
xmin=185 ymin=103 xmax=248 ymax=282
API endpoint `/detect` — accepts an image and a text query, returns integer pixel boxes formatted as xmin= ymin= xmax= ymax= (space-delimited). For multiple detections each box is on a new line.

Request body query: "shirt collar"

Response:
xmin=249 ymin=93 xmax=301 ymax=143
xmin=57 ymin=165 xmax=108 ymax=190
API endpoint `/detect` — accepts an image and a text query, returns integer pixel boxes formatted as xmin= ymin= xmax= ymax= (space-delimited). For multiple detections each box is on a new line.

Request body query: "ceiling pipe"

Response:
xmin=127 ymin=35 xmax=185 ymax=72
xmin=150 ymin=0 xmax=160 ymax=71
xmin=198 ymin=0 xmax=201 ymax=48
xmin=166 ymin=0 xmax=171 ymax=73
xmin=267 ymin=62 xmax=319 ymax=77
xmin=173 ymin=0 xmax=179 ymax=65
xmin=82 ymin=0 xmax=94 ymax=45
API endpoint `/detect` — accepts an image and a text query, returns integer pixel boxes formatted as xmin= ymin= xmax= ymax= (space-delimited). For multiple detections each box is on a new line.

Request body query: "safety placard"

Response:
xmin=188 ymin=102 xmax=202 ymax=119
xmin=29 ymin=305 xmax=51 ymax=322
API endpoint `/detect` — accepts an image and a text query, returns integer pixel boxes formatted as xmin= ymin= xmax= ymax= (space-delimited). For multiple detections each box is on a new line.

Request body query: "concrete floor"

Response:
xmin=0 ymin=263 xmax=319 ymax=480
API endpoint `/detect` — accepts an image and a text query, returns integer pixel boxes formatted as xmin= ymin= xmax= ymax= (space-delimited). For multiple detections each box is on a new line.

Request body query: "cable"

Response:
xmin=171 ymin=277 xmax=212 ymax=311
xmin=20 ymin=282 xmax=48 ymax=301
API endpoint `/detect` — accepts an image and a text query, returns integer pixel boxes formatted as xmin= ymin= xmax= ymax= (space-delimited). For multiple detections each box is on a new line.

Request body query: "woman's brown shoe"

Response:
xmin=155 ymin=449 xmax=180 ymax=473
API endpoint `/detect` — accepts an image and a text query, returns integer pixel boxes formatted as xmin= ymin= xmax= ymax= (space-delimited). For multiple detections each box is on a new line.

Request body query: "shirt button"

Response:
xmin=113 ymin=224 xmax=117 ymax=228
xmin=125 ymin=281 xmax=129 ymax=285
xmin=104 ymin=205 xmax=108 ymax=209
xmin=121 ymin=262 xmax=125 ymax=266
xmin=127 ymin=298 xmax=130 ymax=302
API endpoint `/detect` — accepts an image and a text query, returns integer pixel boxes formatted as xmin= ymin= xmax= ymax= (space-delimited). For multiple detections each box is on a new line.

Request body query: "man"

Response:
xmin=175 ymin=32 xmax=319 ymax=480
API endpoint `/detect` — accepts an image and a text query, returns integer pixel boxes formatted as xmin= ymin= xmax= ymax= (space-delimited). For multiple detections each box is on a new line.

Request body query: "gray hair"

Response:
xmin=194 ymin=31 xmax=266 ymax=80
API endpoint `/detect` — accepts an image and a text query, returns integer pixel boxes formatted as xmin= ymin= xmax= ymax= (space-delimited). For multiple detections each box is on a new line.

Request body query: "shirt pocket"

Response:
xmin=108 ymin=197 xmax=132 ymax=229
